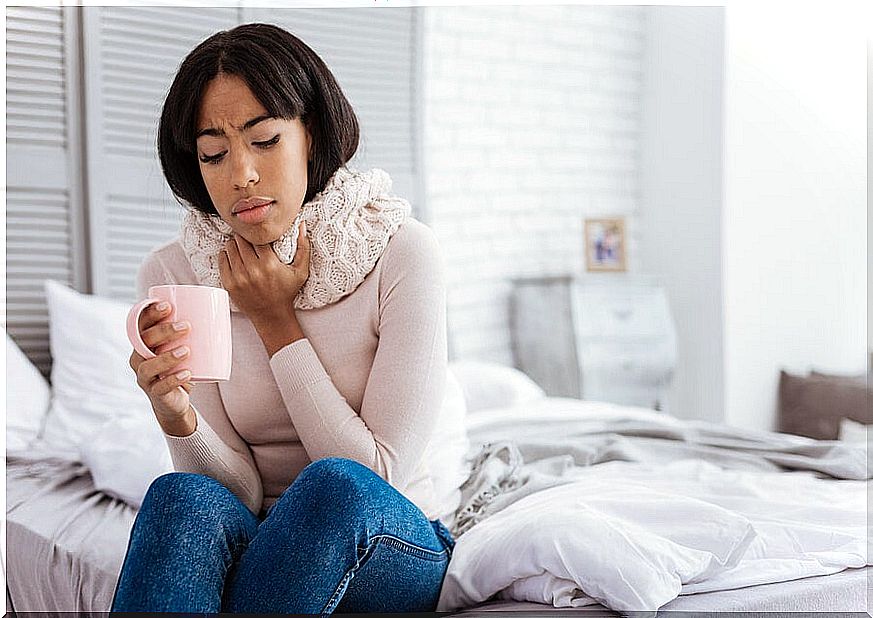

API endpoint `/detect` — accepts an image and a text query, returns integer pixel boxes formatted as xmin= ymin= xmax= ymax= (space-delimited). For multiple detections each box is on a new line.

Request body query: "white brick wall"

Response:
xmin=422 ymin=5 xmax=646 ymax=363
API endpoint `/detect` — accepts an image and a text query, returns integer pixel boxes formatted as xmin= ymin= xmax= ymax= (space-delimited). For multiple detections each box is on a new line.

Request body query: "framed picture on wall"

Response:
xmin=584 ymin=217 xmax=627 ymax=272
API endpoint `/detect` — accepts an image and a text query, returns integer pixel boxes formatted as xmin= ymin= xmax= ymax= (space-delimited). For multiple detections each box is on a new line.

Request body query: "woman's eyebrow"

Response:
xmin=196 ymin=114 xmax=275 ymax=139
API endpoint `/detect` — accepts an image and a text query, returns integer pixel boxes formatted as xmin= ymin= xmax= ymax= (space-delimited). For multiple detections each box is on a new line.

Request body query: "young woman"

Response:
xmin=113 ymin=22 xmax=454 ymax=614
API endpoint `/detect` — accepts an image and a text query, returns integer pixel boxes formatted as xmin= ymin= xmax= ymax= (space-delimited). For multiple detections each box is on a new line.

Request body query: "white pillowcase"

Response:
xmin=80 ymin=414 xmax=173 ymax=509
xmin=838 ymin=418 xmax=868 ymax=444
xmin=6 ymin=329 xmax=52 ymax=451
xmin=448 ymin=360 xmax=546 ymax=413
xmin=41 ymin=280 xmax=155 ymax=456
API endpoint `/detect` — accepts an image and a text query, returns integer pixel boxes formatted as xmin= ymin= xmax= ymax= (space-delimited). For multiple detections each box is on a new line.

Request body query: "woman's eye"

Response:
xmin=199 ymin=152 xmax=225 ymax=165
xmin=254 ymin=135 xmax=280 ymax=148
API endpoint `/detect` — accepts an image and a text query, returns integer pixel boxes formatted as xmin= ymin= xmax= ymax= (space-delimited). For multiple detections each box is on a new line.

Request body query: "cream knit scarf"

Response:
xmin=180 ymin=167 xmax=410 ymax=310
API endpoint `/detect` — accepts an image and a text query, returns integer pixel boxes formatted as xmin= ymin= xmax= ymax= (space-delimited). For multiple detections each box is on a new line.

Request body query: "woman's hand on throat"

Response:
xmin=218 ymin=221 xmax=310 ymax=327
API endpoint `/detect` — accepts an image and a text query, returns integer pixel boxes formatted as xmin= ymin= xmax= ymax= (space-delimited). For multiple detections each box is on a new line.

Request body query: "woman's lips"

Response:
xmin=234 ymin=201 xmax=273 ymax=225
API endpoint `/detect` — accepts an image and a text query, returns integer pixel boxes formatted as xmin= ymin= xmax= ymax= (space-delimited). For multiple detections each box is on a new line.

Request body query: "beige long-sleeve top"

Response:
xmin=136 ymin=218 xmax=448 ymax=519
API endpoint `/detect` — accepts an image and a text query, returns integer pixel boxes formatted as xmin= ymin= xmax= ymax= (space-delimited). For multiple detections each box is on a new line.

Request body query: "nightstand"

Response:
xmin=510 ymin=275 xmax=677 ymax=411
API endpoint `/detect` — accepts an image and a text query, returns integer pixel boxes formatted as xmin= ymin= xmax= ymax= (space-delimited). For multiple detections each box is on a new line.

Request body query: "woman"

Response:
xmin=113 ymin=22 xmax=454 ymax=614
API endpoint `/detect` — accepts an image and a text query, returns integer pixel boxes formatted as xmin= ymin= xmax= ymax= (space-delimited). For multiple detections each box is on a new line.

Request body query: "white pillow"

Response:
xmin=41 ymin=280 xmax=154 ymax=456
xmin=5 ymin=329 xmax=52 ymax=451
xmin=448 ymin=360 xmax=546 ymax=413
xmin=838 ymin=418 xmax=868 ymax=444
xmin=80 ymin=414 xmax=173 ymax=508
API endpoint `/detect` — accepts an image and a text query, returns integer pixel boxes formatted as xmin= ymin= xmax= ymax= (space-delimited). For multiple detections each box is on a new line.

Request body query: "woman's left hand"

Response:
xmin=219 ymin=221 xmax=310 ymax=325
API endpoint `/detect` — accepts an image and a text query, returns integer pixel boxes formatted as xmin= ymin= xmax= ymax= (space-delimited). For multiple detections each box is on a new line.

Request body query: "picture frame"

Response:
xmin=584 ymin=218 xmax=627 ymax=272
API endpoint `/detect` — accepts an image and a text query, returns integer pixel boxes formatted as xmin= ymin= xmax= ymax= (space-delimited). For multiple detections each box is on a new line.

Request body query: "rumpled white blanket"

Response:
xmin=438 ymin=460 xmax=868 ymax=611
xmin=438 ymin=400 xmax=869 ymax=612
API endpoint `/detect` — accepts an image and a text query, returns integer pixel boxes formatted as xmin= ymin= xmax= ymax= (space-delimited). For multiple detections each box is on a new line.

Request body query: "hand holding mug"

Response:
xmin=128 ymin=301 xmax=194 ymax=421
xmin=126 ymin=285 xmax=232 ymax=422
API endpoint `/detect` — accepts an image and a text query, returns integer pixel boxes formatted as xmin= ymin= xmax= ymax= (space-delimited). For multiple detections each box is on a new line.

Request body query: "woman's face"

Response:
xmin=195 ymin=73 xmax=311 ymax=246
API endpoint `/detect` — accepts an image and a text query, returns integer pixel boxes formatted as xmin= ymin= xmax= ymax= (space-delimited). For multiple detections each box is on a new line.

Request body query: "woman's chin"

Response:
xmin=234 ymin=227 xmax=280 ymax=246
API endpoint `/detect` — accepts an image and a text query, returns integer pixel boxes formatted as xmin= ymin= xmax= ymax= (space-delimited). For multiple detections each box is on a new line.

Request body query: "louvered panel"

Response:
xmin=87 ymin=7 xmax=237 ymax=298
xmin=6 ymin=5 xmax=63 ymax=24
xmin=89 ymin=7 xmax=423 ymax=300
xmin=254 ymin=8 xmax=419 ymax=209
xmin=98 ymin=7 xmax=238 ymax=157
xmin=5 ymin=186 xmax=74 ymax=376
xmin=5 ymin=5 xmax=66 ymax=147
xmin=104 ymin=192 xmax=183 ymax=302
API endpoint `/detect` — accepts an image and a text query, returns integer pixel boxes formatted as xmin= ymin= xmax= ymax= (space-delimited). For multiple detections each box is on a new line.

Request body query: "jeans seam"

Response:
xmin=319 ymin=533 xmax=448 ymax=614
xmin=321 ymin=570 xmax=354 ymax=615
xmin=368 ymin=533 xmax=450 ymax=561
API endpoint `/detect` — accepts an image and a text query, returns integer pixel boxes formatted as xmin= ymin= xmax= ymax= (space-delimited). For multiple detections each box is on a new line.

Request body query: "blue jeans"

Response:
xmin=110 ymin=457 xmax=455 ymax=613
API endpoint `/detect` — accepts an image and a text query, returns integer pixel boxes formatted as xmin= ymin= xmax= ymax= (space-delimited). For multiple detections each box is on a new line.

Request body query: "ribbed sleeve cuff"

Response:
xmin=269 ymin=337 xmax=331 ymax=393
xmin=163 ymin=406 xmax=220 ymax=469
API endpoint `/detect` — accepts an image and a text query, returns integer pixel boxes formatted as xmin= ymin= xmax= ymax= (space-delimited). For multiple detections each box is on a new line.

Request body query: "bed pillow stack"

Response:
xmin=448 ymin=360 xmax=546 ymax=413
xmin=5 ymin=329 xmax=53 ymax=451
xmin=41 ymin=280 xmax=173 ymax=505
xmin=777 ymin=369 xmax=869 ymax=440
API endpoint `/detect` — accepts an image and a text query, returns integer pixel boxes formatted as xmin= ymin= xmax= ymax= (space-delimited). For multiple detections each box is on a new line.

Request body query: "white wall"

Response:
xmin=422 ymin=5 xmax=646 ymax=363
xmin=723 ymin=4 xmax=867 ymax=431
xmin=868 ymin=39 xmax=872 ymax=359
xmin=638 ymin=6 xmax=725 ymax=422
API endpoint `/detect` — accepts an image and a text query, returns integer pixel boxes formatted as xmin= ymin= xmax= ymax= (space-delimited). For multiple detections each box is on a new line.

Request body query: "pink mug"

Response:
xmin=126 ymin=284 xmax=232 ymax=382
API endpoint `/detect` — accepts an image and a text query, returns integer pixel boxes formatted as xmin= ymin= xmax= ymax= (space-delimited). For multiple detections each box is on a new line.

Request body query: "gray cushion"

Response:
xmin=777 ymin=370 xmax=870 ymax=440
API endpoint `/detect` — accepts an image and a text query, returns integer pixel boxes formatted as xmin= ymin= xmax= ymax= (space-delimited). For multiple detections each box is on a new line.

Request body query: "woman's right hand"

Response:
xmin=128 ymin=301 xmax=194 ymax=421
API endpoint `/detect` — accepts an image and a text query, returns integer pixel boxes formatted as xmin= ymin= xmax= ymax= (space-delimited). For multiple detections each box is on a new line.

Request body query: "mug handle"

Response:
xmin=126 ymin=297 xmax=163 ymax=359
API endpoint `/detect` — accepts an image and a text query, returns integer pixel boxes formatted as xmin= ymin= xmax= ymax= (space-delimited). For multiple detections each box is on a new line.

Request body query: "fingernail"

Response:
xmin=172 ymin=346 xmax=189 ymax=358
xmin=173 ymin=321 xmax=189 ymax=331
xmin=157 ymin=302 xmax=169 ymax=312
xmin=175 ymin=370 xmax=191 ymax=380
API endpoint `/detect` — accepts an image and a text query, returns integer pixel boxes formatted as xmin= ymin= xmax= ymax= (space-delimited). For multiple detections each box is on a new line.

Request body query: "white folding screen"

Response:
xmin=5 ymin=6 xmax=87 ymax=375
xmin=82 ymin=7 xmax=239 ymax=299
xmin=85 ymin=6 xmax=421 ymax=301
xmin=6 ymin=6 xmax=422 ymax=374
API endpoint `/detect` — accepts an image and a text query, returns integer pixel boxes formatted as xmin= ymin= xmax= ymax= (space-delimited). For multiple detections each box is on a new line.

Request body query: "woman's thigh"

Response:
xmin=334 ymin=518 xmax=454 ymax=613
xmin=223 ymin=458 xmax=454 ymax=614
xmin=112 ymin=472 xmax=260 ymax=613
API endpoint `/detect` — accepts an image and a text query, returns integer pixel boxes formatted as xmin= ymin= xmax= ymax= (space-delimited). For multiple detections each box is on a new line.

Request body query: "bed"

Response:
xmin=7 ymin=398 xmax=869 ymax=613
xmin=5 ymin=285 xmax=870 ymax=614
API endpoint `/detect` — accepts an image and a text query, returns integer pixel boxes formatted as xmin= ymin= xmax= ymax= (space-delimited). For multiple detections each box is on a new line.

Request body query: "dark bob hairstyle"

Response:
xmin=158 ymin=23 xmax=360 ymax=216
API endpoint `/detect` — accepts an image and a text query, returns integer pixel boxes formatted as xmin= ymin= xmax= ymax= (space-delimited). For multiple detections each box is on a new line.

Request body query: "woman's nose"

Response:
xmin=230 ymin=151 xmax=259 ymax=189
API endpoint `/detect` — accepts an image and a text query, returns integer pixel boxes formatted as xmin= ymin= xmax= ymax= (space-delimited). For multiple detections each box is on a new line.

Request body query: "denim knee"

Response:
xmin=144 ymin=472 xmax=221 ymax=504
xmin=140 ymin=472 xmax=236 ymax=522
xmin=298 ymin=457 xmax=375 ymax=484
xmin=284 ymin=458 xmax=380 ymax=517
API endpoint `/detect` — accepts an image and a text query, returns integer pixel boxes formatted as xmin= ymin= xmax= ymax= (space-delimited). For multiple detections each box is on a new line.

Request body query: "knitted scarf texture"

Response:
xmin=180 ymin=167 xmax=410 ymax=311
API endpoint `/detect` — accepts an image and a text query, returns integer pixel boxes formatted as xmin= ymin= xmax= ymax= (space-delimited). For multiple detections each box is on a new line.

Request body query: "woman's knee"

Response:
xmin=135 ymin=472 xmax=255 ymax=549
xmin=143 ymin=472 xmax=222 ymax=508
xmin=140 ymin=472 xmax=244 ymax=525
xmin=277 ymin=458 xmax=384 ymax=520
xmin=298 ymin=458 xmax=381 ymax=499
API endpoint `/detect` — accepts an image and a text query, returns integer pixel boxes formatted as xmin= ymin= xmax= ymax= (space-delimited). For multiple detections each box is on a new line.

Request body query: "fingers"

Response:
xmin=150 ymin=368 xmax=193 ymax=397
xmin=292 ymin=220 xmax=310 ymax=271
xmin=141 ymin=319 xmax=190 ymax=350
xmin=129 ymin=350 xmax=144 ymax=372
xmin=137 ymin=299 xmax=172 ymax=333
xmin=135 ymin=345 xmax=190 ymax=391
xmin=219 ymin=246 xmax=232 ymax=287
xmin=234 ymin=234 xmax=260 ymax=262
